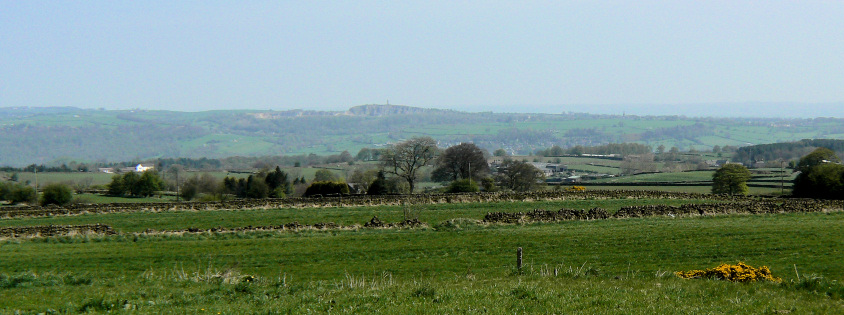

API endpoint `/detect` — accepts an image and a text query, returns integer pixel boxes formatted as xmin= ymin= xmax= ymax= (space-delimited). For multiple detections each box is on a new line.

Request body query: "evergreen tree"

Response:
xmin=367 ymin=171 xmax=389 ymax=195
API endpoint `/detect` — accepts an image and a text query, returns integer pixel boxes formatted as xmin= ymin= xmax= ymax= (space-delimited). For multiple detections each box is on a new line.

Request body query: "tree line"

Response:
xmin=535 ymin=143 xmax=653 ymax=157
xmin=710 ymin=146 xmax=844 ymax=199
xmin=732 ymin=139 xmax=844 ymax=166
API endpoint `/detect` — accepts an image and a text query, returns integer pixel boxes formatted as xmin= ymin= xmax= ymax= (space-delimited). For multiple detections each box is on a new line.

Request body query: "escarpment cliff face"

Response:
xmin=346 ymin=104 xmax=447 ymax=116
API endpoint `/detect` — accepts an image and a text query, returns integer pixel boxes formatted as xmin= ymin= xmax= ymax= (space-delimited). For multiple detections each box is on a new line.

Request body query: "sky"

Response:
xmin=2 ymin=1 xmax=844 ymax=117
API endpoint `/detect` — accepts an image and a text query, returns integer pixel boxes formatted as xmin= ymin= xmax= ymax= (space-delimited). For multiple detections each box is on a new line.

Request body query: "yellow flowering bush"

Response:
xmin=675 ymin=262 xmax=781 ymax=282
xmin=565 ymin=186 xmax=586 ymax=192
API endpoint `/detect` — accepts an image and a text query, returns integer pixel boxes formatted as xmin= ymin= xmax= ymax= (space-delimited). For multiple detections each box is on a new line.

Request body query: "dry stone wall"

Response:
xmin=483 ymin=199 xmax=843 ymax=223
xmin=0 ymin=190 xmax=724 ymax=219
xmin=0 ymin=224 xmax=115 ymax=238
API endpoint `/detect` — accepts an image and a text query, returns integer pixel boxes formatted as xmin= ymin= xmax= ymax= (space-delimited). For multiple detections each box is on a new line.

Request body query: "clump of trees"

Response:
xmin=313 ymin=169 xmax=341 ymax=182
xmin=495 ymin=159 xmax=545 ymax=191
xmin=431 ymin=143 xmax=489 ymax=182
xmin=445 ymin=178 xmax=479 ymax=193
xmin=792 ymin=148 xmax=844 ymax=199
xmin=222 ymin=167 xmax=292 ymax=199
xmin=223 ymin=175 xmax=269 ymax=199
xmin=107 ymin=171 xmax=165 ymax=197
xmin=179 ymin=173 xmax=222 ymax=201
xmin=711 ymin=164 xmax=752 ymax=195
xmin=620 ymin=154 xmax=657 ymax=175
xmin=356 ymin=148 xmax=386 ymax=161
xmin=304 ymin=181 xmax=350 ymax=196
xmin=348 ymin=168 xmax=379 ymax=193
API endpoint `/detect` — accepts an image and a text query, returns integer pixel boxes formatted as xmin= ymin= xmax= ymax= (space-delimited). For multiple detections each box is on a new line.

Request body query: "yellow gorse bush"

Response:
xmin=675 ymin=262 xmax=781 ymax=282
xmin=565 ymin=186 xmax=586 ymax=192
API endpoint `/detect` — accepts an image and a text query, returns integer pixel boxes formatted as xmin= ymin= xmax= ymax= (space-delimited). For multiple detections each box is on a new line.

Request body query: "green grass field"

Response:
xmin=0 ymin=197 xmax=842 ymax=313
xmin=70 ymin=193 xmax=172 ymax=204
xmin=0 ymin=198 xmax=720 ymax=232
xmin=591 ymin=171 xmax=714 ymax=183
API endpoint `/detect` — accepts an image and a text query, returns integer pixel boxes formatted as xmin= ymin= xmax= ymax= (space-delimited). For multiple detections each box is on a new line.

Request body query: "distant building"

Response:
xmin=112 ymin=164 xmax=155 ymax=173
xmin=135 ymin=164 xmax=154 ymax=172
xmin=529 ymin=163 xmax=556 ymax=176
xmin=564 ymin=176 xmax=582 ymax=183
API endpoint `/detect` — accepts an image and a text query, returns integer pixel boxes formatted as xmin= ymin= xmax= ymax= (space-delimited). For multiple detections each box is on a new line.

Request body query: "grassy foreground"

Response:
xmin=1 ymin=204 xmax=842 ymax=313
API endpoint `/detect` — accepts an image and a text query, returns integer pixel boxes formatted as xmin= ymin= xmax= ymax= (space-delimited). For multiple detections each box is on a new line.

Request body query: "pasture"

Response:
xmin=0 ymin=196 xmax=842 ymax=313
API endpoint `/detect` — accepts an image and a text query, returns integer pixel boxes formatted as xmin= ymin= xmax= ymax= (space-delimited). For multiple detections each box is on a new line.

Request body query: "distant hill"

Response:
xmin=2 ymin=105 xmax=844 ymax=167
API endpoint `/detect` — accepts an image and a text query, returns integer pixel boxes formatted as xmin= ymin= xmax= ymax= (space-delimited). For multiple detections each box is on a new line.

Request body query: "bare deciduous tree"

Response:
xmin=431 ymin=142 xmax=489 ymax=182
xmin=381 ymin=137 xmax=438 ymax=193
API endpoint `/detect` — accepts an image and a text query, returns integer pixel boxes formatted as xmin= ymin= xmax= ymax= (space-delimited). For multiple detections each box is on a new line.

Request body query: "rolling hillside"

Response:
xmin=2 ymin=105 xmax=844 ymax=167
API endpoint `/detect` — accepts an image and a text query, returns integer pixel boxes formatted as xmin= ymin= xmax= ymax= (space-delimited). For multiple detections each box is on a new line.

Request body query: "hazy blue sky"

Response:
xmin=2 ymin=1 xmax=843 ymax=117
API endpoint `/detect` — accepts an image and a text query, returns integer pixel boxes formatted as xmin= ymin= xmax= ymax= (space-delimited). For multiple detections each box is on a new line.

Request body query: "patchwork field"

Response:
xmin=1 ymin=196 xmax=842 ymax=313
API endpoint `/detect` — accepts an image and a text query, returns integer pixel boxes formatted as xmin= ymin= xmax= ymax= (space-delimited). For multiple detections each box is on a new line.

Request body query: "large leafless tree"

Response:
xmin=381 ymin=136 xmax=438 ymax=193
xmin=431 ymin=142 xmax=489 ymax=182
xmin=495 ymin=159 xmax=545 ymax=192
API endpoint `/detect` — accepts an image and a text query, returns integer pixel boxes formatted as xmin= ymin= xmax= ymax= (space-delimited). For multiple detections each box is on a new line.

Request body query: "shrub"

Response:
xmin=788 ymin=275 xmax=844 ymax=299
xmin=107 ymin=171 xmax=164 ymax=197
xmin=565 ymin=186 xmax=586 ymax=192
xmin=793 ymin=163 xmax=844 ymax=199
xmin=245 ymin=175 xmax=268 ymax=199
xmin=4 ymin=184 xmax=36 ymax=204
xmin=313 ymin=169 xmax=340 ymax=182
xmin=0 ymin=181 xmax=11 ymax=200
xmin=510 ymin=287 xmax=537 ymax=300
xmin=676 ymin=262 xmax=781 ymax=282
xmin=446 ymin=179 xmax=479 ymax=193
xmin=180 ymin=184 xmax=198 ymax=201
xmin=412 ymin=286 xmax=436 ymax=298
xmin=304 ymin=181 xmax=350 ymax=196
xmin=41 ymin=183 xmax=73 ymax=206
xmin=481 ymin=177 xmax=497 ymax=192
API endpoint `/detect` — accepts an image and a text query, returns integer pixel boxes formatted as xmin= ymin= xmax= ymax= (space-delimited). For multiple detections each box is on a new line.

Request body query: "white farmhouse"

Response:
xmin=135 ymin=164 xmax=154 ymax=172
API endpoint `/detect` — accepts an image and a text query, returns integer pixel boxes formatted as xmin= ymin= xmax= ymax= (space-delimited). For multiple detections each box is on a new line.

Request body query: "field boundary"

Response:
xmin=483 ymin=199 xmax=843 ymax=223
xmin=0 ymin=190 xmax=731 ymax=219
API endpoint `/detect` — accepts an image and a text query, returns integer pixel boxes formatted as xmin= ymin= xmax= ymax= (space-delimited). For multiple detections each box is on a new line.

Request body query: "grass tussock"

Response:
xmin=787 ymin=274 xmax=844 ymax=299
xmin=0 ymin=271 xmax=92 ymax=289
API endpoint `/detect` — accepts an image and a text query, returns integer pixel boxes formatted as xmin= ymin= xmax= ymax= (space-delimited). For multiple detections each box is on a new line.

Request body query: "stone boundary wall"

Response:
xmin=0 ymin=224 xmax=115 ymax=238
xmin=483 ymin=199 xmax=843 ymax=223
xmin=0 ymin=190 xmax=731 ymax=219
xmin=0 ymin=217 xmax=429 ymax=239
xmin=3 ymin=199 xmax=840 ymax=238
